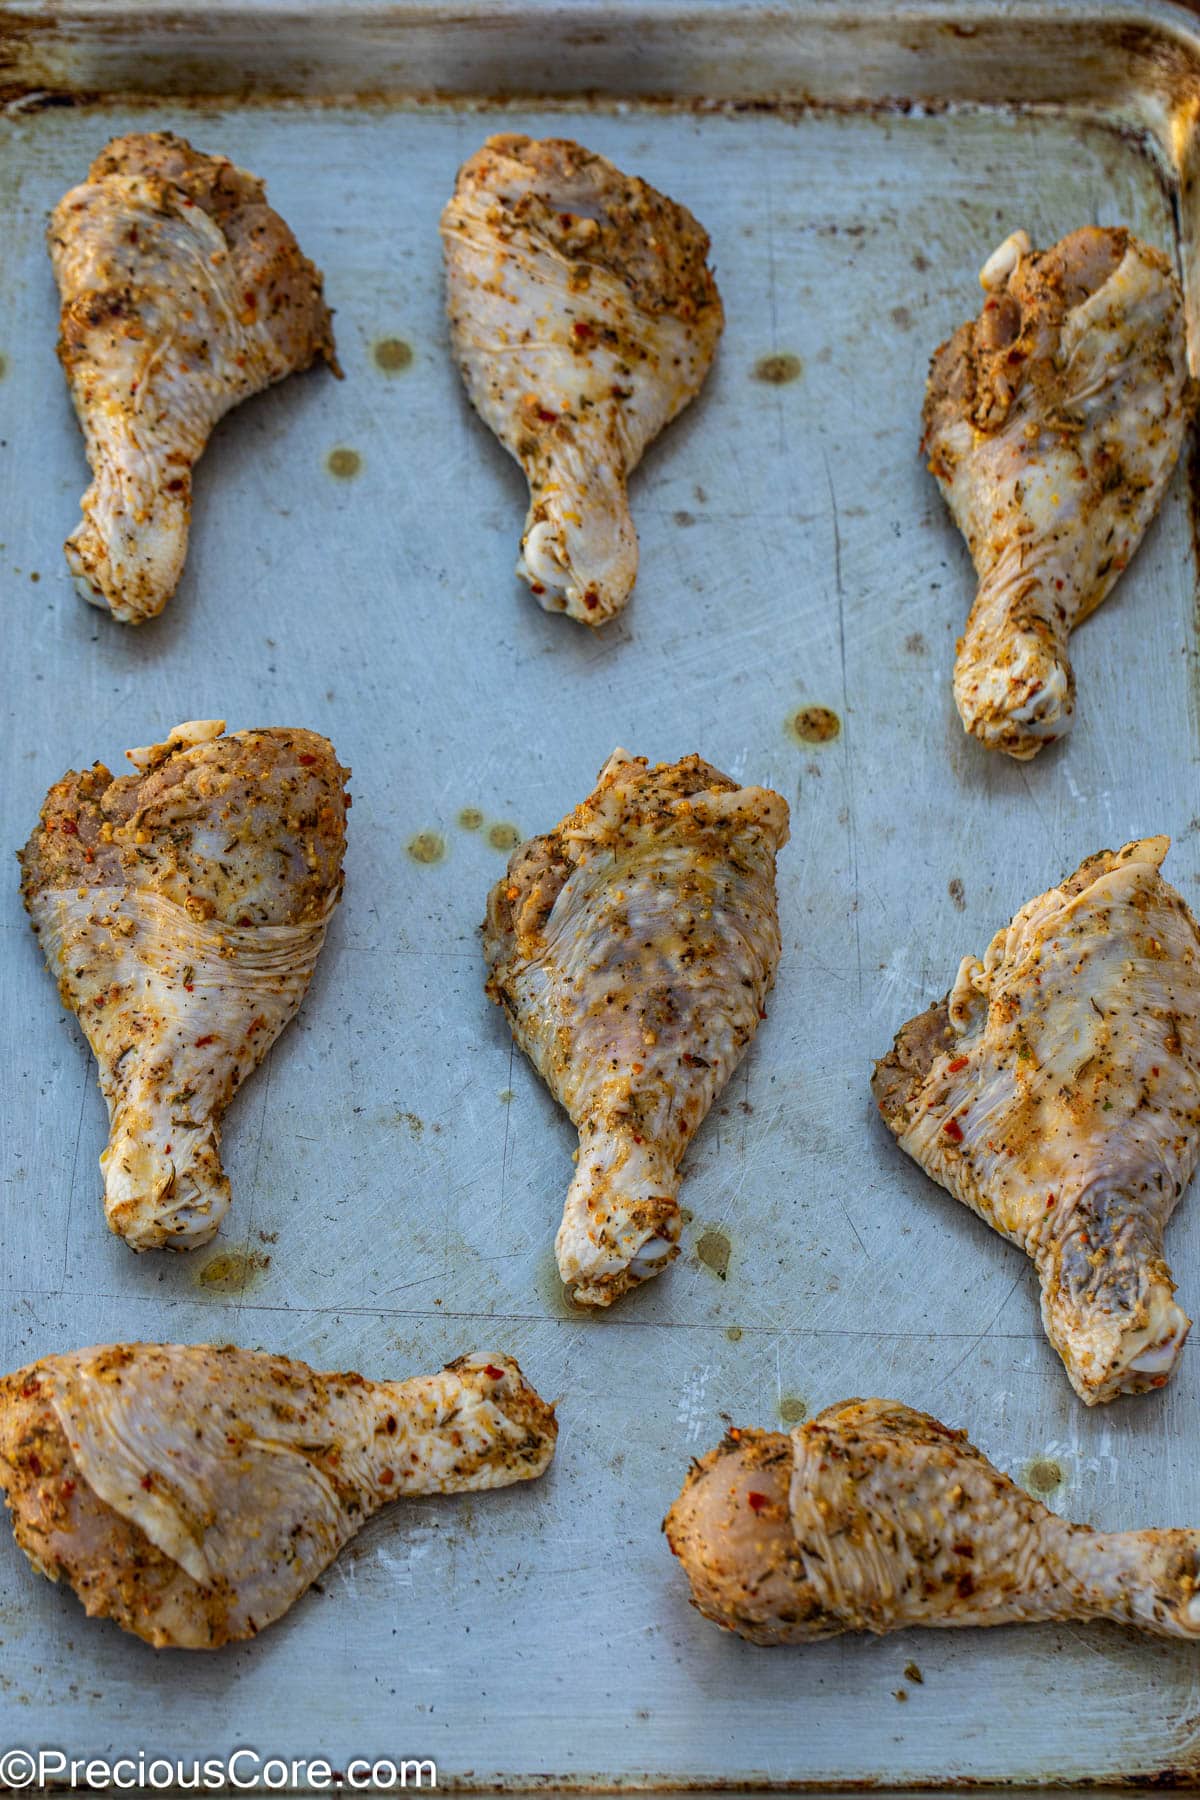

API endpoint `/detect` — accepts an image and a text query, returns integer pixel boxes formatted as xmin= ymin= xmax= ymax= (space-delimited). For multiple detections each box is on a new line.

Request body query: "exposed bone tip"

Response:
xmin=979 ymin=228 xmax=1031 ymax=291
xmin=126 ymin=719 xmax=226 ymax=770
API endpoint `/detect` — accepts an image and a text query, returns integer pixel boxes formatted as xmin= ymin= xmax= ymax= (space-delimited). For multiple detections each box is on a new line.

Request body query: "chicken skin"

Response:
xmin=665 ymin=1398 xmax=1200 ymax=1643
xmin=441 ymin=135 xmax=723 ymax=625
xmin=873 ymin=838 xmax=1200 ymax=1404
xmin=19 ymin=720 xmax=349 ymax=1252
xmin=49 ymin=131 xmax=337 ymax=623
xmin=484 ymin=750 xmax=788 ymax=1307
xmin=0 ymin=1343 xmax=556 ymax=1649
xmin=923 ymin=226 xmax=1192 ymax=757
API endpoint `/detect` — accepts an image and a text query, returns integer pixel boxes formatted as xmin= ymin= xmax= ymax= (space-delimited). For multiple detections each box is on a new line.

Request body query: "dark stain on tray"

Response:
xmin=373 ymin=337 xmax=413 ymax=373
xmin=695 ymin=1226 xmax=731 ymax=1280
xmin=948 ymin=877 xmax=966 ymax=910
xmin=753 ymin=351 xmax=802 ymax=386
xmin=408 ymin=831 xmax=445 ymax=865
xmin=905 ymin=630 xmax=928 ymax=656
xmin=788 ymin=705 xmax=841 ymax=745
xmin=1022 ymin=1455 xmax=1064 ymax=1497
xmin=326 ymin=446 xmax=362 ymax=479
xmin=196 ymin=1248 xmax=271 ymax=1292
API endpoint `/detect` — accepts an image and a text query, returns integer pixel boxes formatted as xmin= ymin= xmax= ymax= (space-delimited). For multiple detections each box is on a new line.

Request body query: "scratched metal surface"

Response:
xmin=2 ymin=13 xmax=1200 ymax=1791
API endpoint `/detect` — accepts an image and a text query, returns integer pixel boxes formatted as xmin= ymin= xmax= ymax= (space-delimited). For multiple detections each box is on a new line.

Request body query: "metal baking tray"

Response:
xmin=3 ymin=0 xmax=1200 ymax=1789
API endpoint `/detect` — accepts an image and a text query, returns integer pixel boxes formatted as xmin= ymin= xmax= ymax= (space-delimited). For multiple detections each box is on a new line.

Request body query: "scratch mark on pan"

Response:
xmin=824 ymin=450 xmax=863 ymax=1003
xmin=938 ymin=1272 xmax=1025 ymax=1386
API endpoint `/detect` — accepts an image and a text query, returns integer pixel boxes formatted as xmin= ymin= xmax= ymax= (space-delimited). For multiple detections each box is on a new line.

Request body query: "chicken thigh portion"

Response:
xmin=49 ymin=131 xmax=337 ymax=623
xmin=441 ymin=135 xmax=723 ymax=625
xmin=0 ymin=1343 xmax=556 ymax=1648
xmin=19 ymin=720 xmax=349 ymax=1251
xmin=873 ymin=838 xmax=1200 ymax=1404
xmin=666 ymin=1398 xmax=1200 ymax=1643
xmin=923 ymin=226 xmax=1192 ymax=757
xmin=484 ymin=750 xmax=788 ymax=1307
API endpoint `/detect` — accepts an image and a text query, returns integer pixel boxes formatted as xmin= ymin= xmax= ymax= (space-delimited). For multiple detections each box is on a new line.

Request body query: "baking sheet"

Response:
xmin=3 ymin=4 xmax=1200 ymax=1788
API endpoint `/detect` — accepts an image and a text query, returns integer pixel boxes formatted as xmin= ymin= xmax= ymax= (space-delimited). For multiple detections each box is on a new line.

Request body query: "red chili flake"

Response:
xmin=583 ymin=589 xmax=600 ymax=611
xmin=942 ymin=1117 xmax=964 ymax=1142
xmin=1151 ymin=1066 xmax=1160 ymax=1077
xmin=140 ymin=1472 xmax=154 ymax=1491
xmin=572 ymin=320 xmax=594 ymax=340
xmin=747 ymin=1491 xmax=769 ymax=1513
xmin=238 ymin=916 xmax=253 ymax=927
xmin=164 ymin=1144 xmax=172 ymax=1155
xmin=184 ymin=983 xmax=194 ymax=993
xmin=195 ymin=1035 xmax=216 ymax=1047
xmin=378 ymin=1468 xmax=395 ymax=1486
xmin=385 ymin=1414 xmax=397 ymax=1435
xmin=536 ymin=407 xmax=558 ymax=424
xmin=946 ymin=1055 xmax=969 ymax=1074
xmin=956 ymin=1573 xmax=976 ymax=1598
xmin=61 ymin=818 xmax=79 ymax=836
xmin=1045 ymin=1192 xmax=1056 ymax=1209
xmin=166 ymin=477 xmax=186 ymax=493
xmin=557 ymin=212 xmax=573 ymax=228
xmin=60 ymin=1479 xmax=76 ymax=1501
xmin=297 ymin=753 xmax=317 ymax=765
xmin=530 ymin=582 xmax=546 ymax=595
xmin=484 ymin=1365 xmax=506 ymax=1380
xmin=27 ymin=1454 xmax=41 ymax=1477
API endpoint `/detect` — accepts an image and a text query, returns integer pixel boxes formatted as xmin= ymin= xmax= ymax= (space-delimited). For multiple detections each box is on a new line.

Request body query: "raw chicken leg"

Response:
xmin=441 ymin=135 xmax=723 ymax=625
xmin=923 ymin=226 xmax=1192 ymax=757
xmin=0 ymin=1343 xmax=556 ymax=1648
xmin=484 ymin=749 xmax=788 ymax=1306
xmin=49 ymin=131 xmax=337 ymax=623
xmin=19 ymin=720 xmax=349 ymax=1251
xmin=873 ymin=838 xmax=1200 ymax=1403
xmin=665 ymin=1398 xmax=1200 ymax=1642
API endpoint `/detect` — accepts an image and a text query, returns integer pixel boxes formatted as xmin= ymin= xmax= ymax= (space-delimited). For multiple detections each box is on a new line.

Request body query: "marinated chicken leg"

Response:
xmin=441 ymin=135 xmax=723 ymax=625
xmin=873 ymin=838 xmax=1200 ymax=1404
xmin=0 ymin=1343 xmax=556 ymax=1648
xmin=49 ymin=131 xmax=337 ymax=623
xmin=923 ymin=226 xmax=1192 ymax=757
xmin=484 ymin=750 xmax=788 ymax=1306
xmin=665 ymin=1398 xmax=1200 ymax=1643
xmin=19 ymin=720 xmax=349 ymax=1251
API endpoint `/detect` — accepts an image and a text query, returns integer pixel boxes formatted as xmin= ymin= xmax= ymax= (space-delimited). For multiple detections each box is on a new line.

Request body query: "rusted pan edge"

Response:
xmin=0 ymin=0 xmax=1198 ymax=115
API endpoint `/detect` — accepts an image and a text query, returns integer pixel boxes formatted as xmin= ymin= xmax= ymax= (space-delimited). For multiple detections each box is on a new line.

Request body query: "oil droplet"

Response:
xmin=537 ymin=1248 xmax=590 ymax=1319
xmin=725 ymin=1325 xmax=743 ymax=1342
xmin=1022 ymin=1456 xmax=1064 ymax=1496
xmin=498 ymin=1088 xmax=515 ymax=1104
xmin=196 ymin=1248 xmax=270 ymax=1292
xmin=487 ymin=822 xmax=521 ymax=852
xmin=374 ymin=337 xmax=413 ymax=374
xmin=458 ymin=807 xmax=484 ymax=831
xmin=326 ymin=446 xmax=362 ymax=479
xmin=407 ymin=831 xmax=445 ymax=865
xmin=753 ymin=352 xmax=803 ymax=385
xmin=695 ymin=1226 xmax=731 ymax=1281
xmin=778 ymin=1395 xmax=808 ymax=1424
xmin=788 ymin=705 xmax=841 ymax=745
